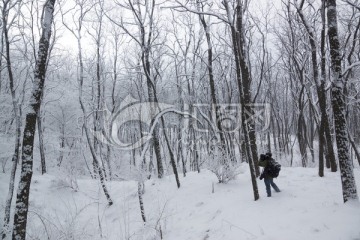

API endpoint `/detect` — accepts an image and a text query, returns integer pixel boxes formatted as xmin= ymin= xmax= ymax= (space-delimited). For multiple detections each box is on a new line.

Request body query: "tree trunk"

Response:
xmin=2 ymin=118 xmax=21 ymax=239
xmin=297 ymin=101 xmax=308 ymax=167
xmin=320 ymin=0 xmax=337 ymax=172
xmin=138 ymin=182 xmax=146 ymax=223
xmin=224 ymin=0 xmax=259 ymax=200
xmin=1 ymin=1 xmax=22 ymax=238
xmin=37 ymin=113 xmax=46 ymax=174
xmin=79 ymin=59 xmax=112 ymax=206
xmin=197 ymin=2 xmax=228 ymax=157
xmin=327 ymin=0 xmax=358 ymax=202
xmin=297 ymin=0 xmax=337 ymax=172
xmin=143 ymin=48 xmax=163 ymax=178
xmin=0 ymin=30 xmax=3 ymax=92
xmin=348 ymin=131 xmax=360 ymax=167
xmin=106 ymin=144 xmax=113 ymax=180
xmin=308 ymin=106 xmax=315 ymax=163
xmin=57 ymin=123 xmax=65 ymax=167
xmin=74 ymin=3 xmax=113 ymax=206
xmin=234 ymin=3 xmax=260 ymax=176
xmin=163 ymin=123 xmax=180 ymax=188
xmin=319 ymin=119 xmax=325 ymax=177
xmin=12 ymin=1 xmax=56 ymax=239
xmin=267 ymin=131 xmax=271 ymax=153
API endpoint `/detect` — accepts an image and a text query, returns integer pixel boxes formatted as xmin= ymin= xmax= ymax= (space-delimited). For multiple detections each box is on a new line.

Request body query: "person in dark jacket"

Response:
xmin=259 ymin=153 xmax=281 ymax=197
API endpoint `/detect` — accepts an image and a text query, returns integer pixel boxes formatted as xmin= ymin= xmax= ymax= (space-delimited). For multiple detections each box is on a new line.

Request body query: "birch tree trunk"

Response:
xmin=12 ymin=1 xmax=56 ymax=239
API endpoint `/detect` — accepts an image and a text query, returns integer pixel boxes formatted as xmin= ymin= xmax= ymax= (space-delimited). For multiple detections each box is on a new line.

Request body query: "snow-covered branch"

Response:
xmin=342 ymin=61 xmax=360 ymax=76
xmin=162 ymin=1 xmax=230 ymax=24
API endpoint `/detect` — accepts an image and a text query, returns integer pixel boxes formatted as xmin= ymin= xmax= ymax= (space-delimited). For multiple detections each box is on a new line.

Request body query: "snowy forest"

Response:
xmin=0 ymin=0 xmax=360 ymax=239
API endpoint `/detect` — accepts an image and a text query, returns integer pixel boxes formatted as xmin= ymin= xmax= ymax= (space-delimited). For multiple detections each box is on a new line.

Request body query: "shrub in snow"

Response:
xmin=26 ymin=203 xmax=99 ymax=240
xmin=207 ymin=143 xmax=239 ymax=183
xmin=0 ymin=156 xmax=9 ymax=173
xmin=52 ymin=167 xmax=79 ymax=191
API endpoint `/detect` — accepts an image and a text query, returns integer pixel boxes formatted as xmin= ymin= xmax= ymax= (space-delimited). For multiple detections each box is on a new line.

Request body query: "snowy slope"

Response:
xmin=1 ymin=165 xmax=360 ymax=240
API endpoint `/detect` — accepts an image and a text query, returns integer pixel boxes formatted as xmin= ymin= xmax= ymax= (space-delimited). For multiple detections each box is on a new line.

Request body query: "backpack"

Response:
xmin=267 ymin=159 xmax=281 ymax=178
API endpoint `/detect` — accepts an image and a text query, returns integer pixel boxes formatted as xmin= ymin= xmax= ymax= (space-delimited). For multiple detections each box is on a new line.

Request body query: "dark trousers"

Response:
xmin=264 ymin=177 xmax=280 ymax=197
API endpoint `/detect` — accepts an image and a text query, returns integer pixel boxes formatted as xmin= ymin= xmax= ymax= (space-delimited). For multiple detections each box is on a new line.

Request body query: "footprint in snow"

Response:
xmin=196 ymin=202 xmax=204 ymax=207
xmin=210 ymin=209 xmax=221 ymax=220
xmin=203 ymin=233 xmax=210 ymax=240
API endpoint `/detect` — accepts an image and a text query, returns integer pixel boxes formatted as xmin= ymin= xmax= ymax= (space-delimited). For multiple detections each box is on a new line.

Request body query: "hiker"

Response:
xmin=259 ymin=152 xmax=281 ymax=197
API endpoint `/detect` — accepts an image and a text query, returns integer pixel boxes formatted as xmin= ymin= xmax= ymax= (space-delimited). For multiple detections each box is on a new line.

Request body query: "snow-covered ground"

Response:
xmin=1 ymin=165 xmax=360 ymax=240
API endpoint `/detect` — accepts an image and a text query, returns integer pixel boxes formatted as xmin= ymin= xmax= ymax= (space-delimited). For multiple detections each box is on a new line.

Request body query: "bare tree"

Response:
xmin=223 ymin=0 xmax=259 ymax=200
xmin=294 ymin=0 xmax=337 ymax=176
xmin=109 ymin=0 xmax=166 ymax=178
xmin=171 ymin=0 xmax=260 ymax=198
xmin=85 ymin=0 xmax=109 ymax=179
xmin=12 ymin=0 xmax=57 ymax=238
xmin=326 ymin=0 xmax=358 ymax=202
xmin=1 ymin=0 xmax=23 ymax=238
xmin=61 ymin=0 xmax=113 ymax=205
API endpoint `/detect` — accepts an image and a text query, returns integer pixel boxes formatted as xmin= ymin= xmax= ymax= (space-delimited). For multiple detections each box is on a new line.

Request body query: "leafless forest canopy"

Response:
xmin=0 ymin=0 xmax=360 ymax=238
